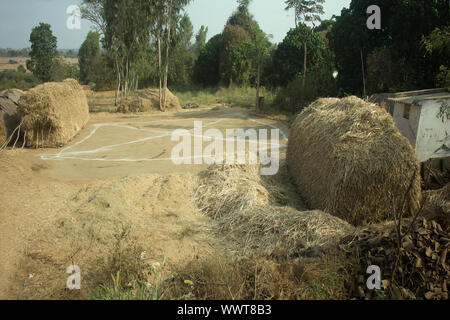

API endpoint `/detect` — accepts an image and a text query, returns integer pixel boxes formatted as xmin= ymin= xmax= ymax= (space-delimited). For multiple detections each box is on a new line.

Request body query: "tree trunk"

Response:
xmin=162 ymin=1 xmax=172 ymax=112
xmin=361 ymin=49 xmax=366 ymax=98
xmin=114 ymin=56 xmax=120 ymax=106
xmin=303 ymin=40 xmax=307 ymax=89
xmin=157 ymin=26 xmax=163 ymax=111
xmin=256 ymin=60 xmax=261 ymax=111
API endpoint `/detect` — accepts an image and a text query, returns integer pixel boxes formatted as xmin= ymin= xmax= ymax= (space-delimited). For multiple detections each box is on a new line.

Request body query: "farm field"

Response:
xmin=0 ymin=57 xmax=78 ymax=72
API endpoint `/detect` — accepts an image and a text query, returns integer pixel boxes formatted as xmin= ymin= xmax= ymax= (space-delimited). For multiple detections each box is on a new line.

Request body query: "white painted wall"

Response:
xmin=392 ymin=102 xmax=421 ymax=147
xmin=415 ymin=99 xmax=450 ymax=162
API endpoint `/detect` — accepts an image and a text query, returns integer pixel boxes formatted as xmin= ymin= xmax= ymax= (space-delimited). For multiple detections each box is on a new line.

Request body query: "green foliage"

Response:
xmin=168 ymin=14 xmax=194 ymax=86
xmin=193 ymin=34 xmax=222 ymax=87
xmin=79 ymin=31 xmax=101 ymax=84
xmin=8 ymin=59 xmax=18 ymax=64
xmin=0 ymin=69 xmax=40 ymax=91
xmin=0 ymin=48 xmax=30 ymax=57
xmin=26 ymin=23 xmax=58 ymax=82
xmin=284 ymin=0 xmax=325 ymax=27
xmin=422 ymin=26 xmax=450 ymax=88
xmin=328 ymin=0 xmax=449 ymax=95
xmin=266 ymin=24 xmax=330 ymax=87
xmin=51 ymin=58 xmax=80 ymax=82
xmin=220 ymin=24 xmax=252 ymax=87
xmin=17 ymin=65 xmax=27 ymax=73
xmin=192 ymin=25 xmax=208 ymax=60
xmin=273 ymin=64 xmax=337 ymax=113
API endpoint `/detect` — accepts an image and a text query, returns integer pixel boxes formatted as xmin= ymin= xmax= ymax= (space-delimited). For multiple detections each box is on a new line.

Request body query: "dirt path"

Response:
xmin=0 ymin=107 xmax=288 ymax=299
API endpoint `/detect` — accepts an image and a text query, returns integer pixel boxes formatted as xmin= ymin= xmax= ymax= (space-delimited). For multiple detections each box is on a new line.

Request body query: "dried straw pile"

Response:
xmin=18 ymin=79 xmax=89 ymax=148
xmin=117 ymin=88 xmax=181 ymax=113
xmin=0 ymin=89 xmax=23 ymax=146
xmin=423 ymin=183 xmax=450 ymax=231
xmin=287 ymin=96 xmax=421 ymax=226
xmin=194 ymin=164 xmax=354 ymax=257
xmin=0 ymin=117 xmax=5 ymax=146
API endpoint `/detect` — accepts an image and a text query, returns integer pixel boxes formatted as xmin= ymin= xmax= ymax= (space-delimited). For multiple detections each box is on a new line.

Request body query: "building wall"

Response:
xmin=415 ymin=99 xmax=450 ymax=162
xmin=392 ymin=102 xmax=421 ymax=147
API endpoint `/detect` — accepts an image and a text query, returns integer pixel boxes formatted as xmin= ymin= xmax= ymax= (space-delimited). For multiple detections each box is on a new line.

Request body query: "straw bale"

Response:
xmin=287 ymin=96 xmax=422 ymax=225
xmin=17 ymin=79 xmax=89 ymax=148
xmin=117 ymin=88 xmax=181 ymax=113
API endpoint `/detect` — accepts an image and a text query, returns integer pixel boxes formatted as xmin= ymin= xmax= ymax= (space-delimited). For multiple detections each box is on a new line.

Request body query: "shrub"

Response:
xmin=0 ymin=69 xmax=40 ymax=91
xmin=272 ymin=66 xmax=337 ymax=113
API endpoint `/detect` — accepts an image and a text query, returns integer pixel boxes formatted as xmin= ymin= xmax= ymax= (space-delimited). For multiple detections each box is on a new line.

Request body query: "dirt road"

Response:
xmin=0 ymin=107 xmax=288 ymax=299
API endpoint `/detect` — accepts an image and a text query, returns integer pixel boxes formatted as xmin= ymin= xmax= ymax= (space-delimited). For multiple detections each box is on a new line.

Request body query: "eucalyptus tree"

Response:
xmin=284 ymin=0 xmax=325 ymax=87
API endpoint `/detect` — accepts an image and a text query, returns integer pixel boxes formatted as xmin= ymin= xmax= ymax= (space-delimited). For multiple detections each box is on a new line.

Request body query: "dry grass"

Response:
xmin=422 ymin=183 xmax=450 ymax=231
xmin=169 ymin=249 xmax=352 ymax=300
xmin=18 ymin=79 xmax=89 ymax=148
xmin=193 ymin=163 xmax=355 ymax=258
xmin=287 ymin=96 xmax=422 ymax=226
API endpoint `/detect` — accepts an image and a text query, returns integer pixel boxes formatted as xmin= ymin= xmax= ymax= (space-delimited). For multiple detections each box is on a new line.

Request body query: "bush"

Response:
xmin=8 ymin=59 xmax=18 ymax=64
xmin=272 ymin=66 xmax=338 ymax=113
xmin=0 ymin=69 xmax=40 ymax=91
xmin=51 ymin=58 xmax=80 ymax=82
xmin=17 ymin=65 xmax=26 ymax=73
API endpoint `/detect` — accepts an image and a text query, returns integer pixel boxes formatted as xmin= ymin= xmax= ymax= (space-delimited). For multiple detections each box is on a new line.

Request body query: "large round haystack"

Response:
xmin=287 ymin=96 xmax=422 ymax=226
xmin=18 ymin=79 xmax=89 ymax=148
xmin=117 ymin=88 xmax=181 ymax=113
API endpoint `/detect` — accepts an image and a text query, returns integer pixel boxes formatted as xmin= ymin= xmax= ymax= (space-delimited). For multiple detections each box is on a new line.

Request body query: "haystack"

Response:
xmin=287 ymin=96 xmax=422 ymax=226
xmin=194 ymin=164 xmax=354 ymax=257
xmin=17 ymin=79 xmax=89 ymax=148
xmin=0 ymin=89 xmax=23 ymax=146
xmin=0 ymin=118 xmax=5 ymax=147
xmin=117 ymin=88 xmax=181 ymax=113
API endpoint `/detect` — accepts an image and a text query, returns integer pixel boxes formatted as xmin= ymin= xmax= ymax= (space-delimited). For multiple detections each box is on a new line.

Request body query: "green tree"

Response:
xmin=219 ymin=24 xmax=252 ymax=87
xmin=79 ymin=31 xmax=101 ymax=84
xmin=26 ymin=23 xmax=58 ymax=82
xmin=193 ymin=34 xmax=222 ymax=87
xmin=284 ymin=0 xmax=325 ymax=88
xmin=168 ymin=14 xmax=194 ymax=86
xmin=103 ymin=0 xmax=155 ymax=103
xmin=328 ymin=0 xmax=449 ymax=95
xmin=192 ymin=25 xmax=208 ymax=60
xmin=267 ymin=24 xmax=329 ymax=87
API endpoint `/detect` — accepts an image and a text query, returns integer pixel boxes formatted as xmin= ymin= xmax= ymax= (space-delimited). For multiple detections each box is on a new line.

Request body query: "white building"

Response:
xmin=374 ymin=88 xmax=450 ymax=165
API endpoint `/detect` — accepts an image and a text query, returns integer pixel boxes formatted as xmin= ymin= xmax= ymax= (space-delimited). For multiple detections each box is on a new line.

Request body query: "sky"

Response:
xmin=0 ymin=0 xmax=351 ymax=49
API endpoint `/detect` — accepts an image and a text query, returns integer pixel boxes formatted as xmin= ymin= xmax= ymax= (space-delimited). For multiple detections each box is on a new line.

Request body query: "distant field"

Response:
xmin=0 ymin=56 xmax=78 ymax=72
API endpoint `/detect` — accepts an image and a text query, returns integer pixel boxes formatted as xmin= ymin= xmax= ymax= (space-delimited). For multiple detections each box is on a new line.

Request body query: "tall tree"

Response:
xmin=103 ymin=0 xmax=155 ymax=104
xmin=78 ymin=31 xmax=101 ymax=84
xmin=193 ymin=25 xmax=208 ymax=60
xmin=26 ymin=23 xmax=58 ymax=82
xmin=284 ymin=0 xmax=325 ymax=88
xmin=80 ymin=0 xmax=106 ymax=36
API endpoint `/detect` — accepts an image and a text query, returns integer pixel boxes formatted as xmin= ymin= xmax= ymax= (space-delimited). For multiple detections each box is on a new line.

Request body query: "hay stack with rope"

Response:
xmin=287 ymin=96 xmax=422 ymax=226
xmin=0 ymin=89 xmax=23 ymax=147
xmin=194 ymin=164 xmax=354 ymax=257
xmin=17 ymin=79 xmax=89 ymax=148
xmin=117 ymin=88 xmax=181 ymax=113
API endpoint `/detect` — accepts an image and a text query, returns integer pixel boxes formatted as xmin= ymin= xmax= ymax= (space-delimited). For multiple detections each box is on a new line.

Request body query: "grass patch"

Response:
xmin=172 ymin=86 xmax=275 ymax=109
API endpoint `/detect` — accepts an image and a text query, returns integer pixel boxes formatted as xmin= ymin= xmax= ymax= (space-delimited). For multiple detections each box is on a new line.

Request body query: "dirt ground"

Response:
xmin=0 ymin=106 xmax=289 ymax=299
